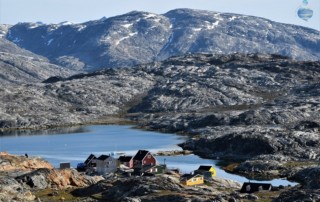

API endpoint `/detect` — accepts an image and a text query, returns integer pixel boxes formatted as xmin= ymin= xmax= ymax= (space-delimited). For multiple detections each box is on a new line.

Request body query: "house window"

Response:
xmin=192 ymin=178 xmax=197 ymax=182
xmin=147 ymin=155 xmax=151 ymax=158
xmin=144 ymin=161 xmax=146 ymax=164
xmin=246 ymin=185 xmax=251 ymax=192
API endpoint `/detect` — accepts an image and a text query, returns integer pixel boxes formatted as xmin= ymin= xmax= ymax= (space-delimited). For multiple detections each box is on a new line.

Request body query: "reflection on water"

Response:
xmin=0 ymin=126 xmax=89 ymax=137
xmin=0 ymin=125 xmax=297 ymax=186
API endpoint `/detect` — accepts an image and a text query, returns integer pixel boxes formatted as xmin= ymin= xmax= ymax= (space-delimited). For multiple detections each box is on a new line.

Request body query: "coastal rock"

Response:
xmin=274 ymin=188 xmax=320 ymax=202
xmin=0 ymin=152 xmax=53 ymax=171
xmin=289 ymin=167 xmax=320 ymax=189
xmin=16 ymin=168 xmax=104 ymax=190
xmin=0 ymin=176 xmax=36 ymax=201
xmin=73 ymin=175 xmax=237 ymax=201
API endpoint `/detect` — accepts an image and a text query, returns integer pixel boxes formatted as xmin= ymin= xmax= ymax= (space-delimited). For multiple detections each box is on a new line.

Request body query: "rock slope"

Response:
xmin=0 ymin=153 xmax=103 ymax=201
xmin=4 ymin=9 xmax=320 ymax=71
xmin=0 ymin=38 xmax=75 ymax=84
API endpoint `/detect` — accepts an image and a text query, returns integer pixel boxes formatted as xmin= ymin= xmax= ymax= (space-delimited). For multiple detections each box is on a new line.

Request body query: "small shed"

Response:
xmin=195 ymin=165 xmax=216 ymax=179
xmin=60 ymin=162 xmax=71 ymax=169
xmin=180 ymin=174 xmax=204 ymax=186
xmin=240 ymin=182 xmax=272 ymax=193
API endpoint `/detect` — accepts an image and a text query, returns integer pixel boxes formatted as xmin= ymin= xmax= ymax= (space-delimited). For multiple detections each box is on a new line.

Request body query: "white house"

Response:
xmin=93 ymin=155 xmax=117 ymax=175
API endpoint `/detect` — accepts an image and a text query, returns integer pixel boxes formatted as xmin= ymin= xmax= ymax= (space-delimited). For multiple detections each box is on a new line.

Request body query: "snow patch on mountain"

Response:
xmin=115 ymin=32 xmax=138 ymax=45
xmin=121 ymin=23 xmax=133 ymax=29
xmin=59 ymin=21 xmax=73 ymax=26
xmin=47 ymin=39 xmax=54 ymax=46
xmin=13 ymin=37 xmax=22 ymax=43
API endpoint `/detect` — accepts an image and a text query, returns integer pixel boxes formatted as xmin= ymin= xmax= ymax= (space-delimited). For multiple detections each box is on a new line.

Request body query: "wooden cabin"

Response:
xmin=133 ymin=150 xmax=157 ymax=168
xmin=240 ymin=182 xmax=272 ymax=193
xmin=195 ymin=165 xmax=216 ymax=180
xmin=180 ymin=174 xmax=204 ymax=186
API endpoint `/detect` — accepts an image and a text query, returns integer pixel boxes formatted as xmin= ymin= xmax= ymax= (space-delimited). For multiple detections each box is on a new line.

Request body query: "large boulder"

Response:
xmin=290 ymin=167 xmax=320 ymax=189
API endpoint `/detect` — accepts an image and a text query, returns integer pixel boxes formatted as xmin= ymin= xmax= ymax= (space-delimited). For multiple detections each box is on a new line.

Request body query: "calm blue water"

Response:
xmin=0 ymin=125 xmax=296 ymax=186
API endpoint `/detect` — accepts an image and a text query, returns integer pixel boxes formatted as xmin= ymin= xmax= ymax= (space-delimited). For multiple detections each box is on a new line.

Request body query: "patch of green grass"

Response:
xmin=34 ymin=188 xmax=79 ymax=202
xmin=284 ymin=161 xmax=318 ymax=168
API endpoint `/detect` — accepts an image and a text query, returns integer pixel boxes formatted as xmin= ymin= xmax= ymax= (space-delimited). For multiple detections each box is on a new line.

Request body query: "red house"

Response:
xmin=133 ymin=150 xmax=157 ymax=168
xmin=118 ymin=156 xmax=134 ymax=168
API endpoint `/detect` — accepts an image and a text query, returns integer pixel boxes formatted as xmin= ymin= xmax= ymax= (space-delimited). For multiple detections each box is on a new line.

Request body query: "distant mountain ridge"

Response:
xmin=3 ymin=8 xmax=320 ymax=71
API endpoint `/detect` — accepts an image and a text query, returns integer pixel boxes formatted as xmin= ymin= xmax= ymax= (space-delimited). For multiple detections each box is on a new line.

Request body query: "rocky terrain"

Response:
xmin=0 ymin=38 xmax=75 ymax=85
xmin=1 ymin=52 xmax=320 ymax=201
xmin=1 ymin=54 xmax=319 ymax=161
xmin=0 ymin=153 xmax=103 ymax=201
xmin=73 ymin=174 xmax=243 ymax=202
xmin=3 ymin=9 xmax=320 ymax=71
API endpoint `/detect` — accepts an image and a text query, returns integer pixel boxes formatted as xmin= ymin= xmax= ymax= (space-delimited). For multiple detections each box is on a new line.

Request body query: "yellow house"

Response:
xmin=180 ymin=174 xmax=204 ymax=186
xmin=195 ymin=165 xmax=216 ymax=179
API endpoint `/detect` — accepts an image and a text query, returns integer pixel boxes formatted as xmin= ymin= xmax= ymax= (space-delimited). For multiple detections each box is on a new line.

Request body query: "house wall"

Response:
xmin=95 ymin=158 xmax=117 ymax=175
xmin=209 ymin=167 xmax=216 ymax=177
xmin=142 ymin=153 xmax=156 ymax=166
xmin=183 ymin=176 xmax=204 ymax=186
xmin=134 ymin=153 xmax=156 ymax=168
xmin=121 ymin=159 xmax=133 ymax=168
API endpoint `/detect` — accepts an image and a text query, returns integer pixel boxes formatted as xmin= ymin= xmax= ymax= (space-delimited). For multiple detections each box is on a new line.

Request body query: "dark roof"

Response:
xmin=84 ymin=154 xmax=96 ymax=165
xmin=97 ymin=155 xmax=111 ymax=161
xmin=181 ymin=174 xmax=203 ymax=180
xmin=118 ymin=156 xmax=133 ymax=162
xmin=197 ymin=165 xmax=213 ymax=171
xmin=133 ymin=150 xmax=150 ymax=161
xmin=240 ymin=182 xmax=272 ymax=193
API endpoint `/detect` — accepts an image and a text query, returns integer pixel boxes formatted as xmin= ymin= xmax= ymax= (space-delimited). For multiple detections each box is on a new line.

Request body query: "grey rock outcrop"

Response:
xmin=289 ymin=167 xmax=320 ymax=189
xmin=73 ymin=175 xmax=240 ymax=202
xmin=274 ymin=188 xmax=320 ymax=202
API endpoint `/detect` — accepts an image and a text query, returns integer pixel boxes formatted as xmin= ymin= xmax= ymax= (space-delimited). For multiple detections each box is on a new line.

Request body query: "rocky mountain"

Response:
xmin=4 ymin=9 xmax=320 ymax=71
xmin=0 ymin=38 xmax=75 ymax=84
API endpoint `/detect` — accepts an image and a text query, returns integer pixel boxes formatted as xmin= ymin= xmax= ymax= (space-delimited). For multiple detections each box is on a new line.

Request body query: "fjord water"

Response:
xmin=0 ymin=125 xmax=296 ymax=186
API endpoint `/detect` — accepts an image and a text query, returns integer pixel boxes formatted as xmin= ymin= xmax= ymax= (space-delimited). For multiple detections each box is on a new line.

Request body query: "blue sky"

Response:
xmin=0 ymin=0 xmax=319 ymax=30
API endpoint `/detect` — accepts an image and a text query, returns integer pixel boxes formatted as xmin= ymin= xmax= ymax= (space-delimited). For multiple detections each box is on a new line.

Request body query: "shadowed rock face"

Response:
xmin=290 ymin=167 xmax=320 ymax=189
xmin=4 ymin=9 xmax=320 ymax=71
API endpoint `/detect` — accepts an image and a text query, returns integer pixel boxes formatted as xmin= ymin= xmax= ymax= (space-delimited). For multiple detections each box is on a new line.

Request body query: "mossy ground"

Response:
xmin=34 ymin=188 xmax=80 ymax=202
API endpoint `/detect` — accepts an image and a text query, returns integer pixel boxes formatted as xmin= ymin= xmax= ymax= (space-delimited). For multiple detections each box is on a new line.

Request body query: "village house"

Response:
xmin=118 ymin=156 xmax=133 ymax=168
xmin=84 ymin=154 xmax=97 ymax=168
xmin=133 ymin=150 xmax=157 ymax=168
xmin=194 ymin=165 xmax=216 ymax=180
xmin=240 ymin=182 xmax=272 ymax=193
xmin=77 ymin=154 xmax=97 ymax=172
xmin=180 ymin=174 xmax=204 ymax=186
xmin=93 ymin=155 xmax=117 ymax=175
